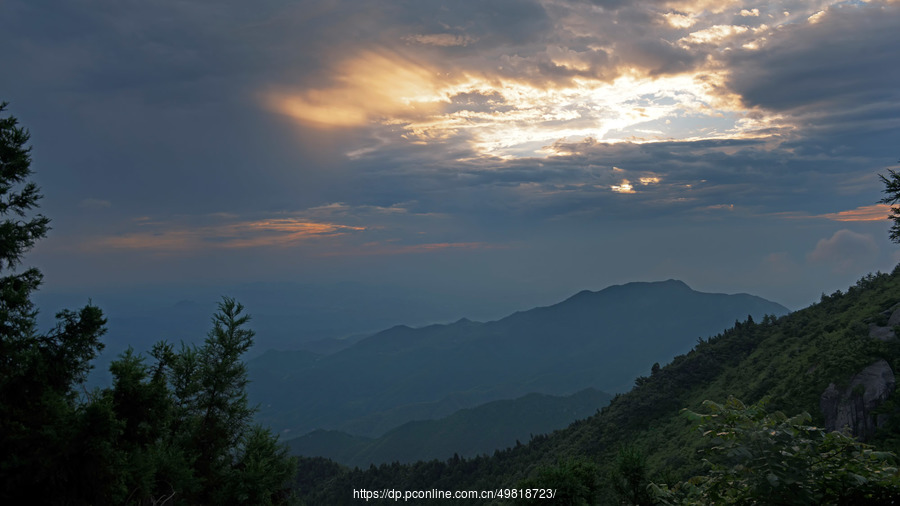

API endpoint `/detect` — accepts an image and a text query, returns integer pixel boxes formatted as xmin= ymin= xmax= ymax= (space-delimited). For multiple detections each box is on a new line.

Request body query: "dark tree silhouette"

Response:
xmin=878 ymin=165 xmax=900 ymax=243
xmin=0 ymin=102 xmax=295 ymax=505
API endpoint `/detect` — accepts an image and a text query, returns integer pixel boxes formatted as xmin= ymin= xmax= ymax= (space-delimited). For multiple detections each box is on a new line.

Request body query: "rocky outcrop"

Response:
xmin=868 ymin=324 xmax=895 ymax=341
xmin=820 ymin=359 xmax=895 ymax=441
xmin=867 ymin=304 xmax=900 ymax=341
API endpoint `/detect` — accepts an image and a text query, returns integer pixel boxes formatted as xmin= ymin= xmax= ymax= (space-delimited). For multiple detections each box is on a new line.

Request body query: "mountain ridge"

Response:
xmin=249 ymin=279 xmax=788 ymax=438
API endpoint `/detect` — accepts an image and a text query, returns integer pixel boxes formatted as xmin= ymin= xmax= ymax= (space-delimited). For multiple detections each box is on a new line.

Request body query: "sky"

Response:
xmin=2 ymin=0 xmax=900 ymax=346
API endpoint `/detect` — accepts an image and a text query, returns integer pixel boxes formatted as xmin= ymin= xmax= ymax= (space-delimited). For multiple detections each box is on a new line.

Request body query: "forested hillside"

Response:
xmin=294 ymin=268 xmax=900 ymax=504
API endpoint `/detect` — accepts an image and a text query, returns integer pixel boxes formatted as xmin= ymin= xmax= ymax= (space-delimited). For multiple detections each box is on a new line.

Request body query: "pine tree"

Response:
xmin=0 ymin=102 xmax=108 ymax=503
xmin=879 ymin=166 xmax=900 ymax=243
xmin=166 ymin=298 xmax=296 ymax=505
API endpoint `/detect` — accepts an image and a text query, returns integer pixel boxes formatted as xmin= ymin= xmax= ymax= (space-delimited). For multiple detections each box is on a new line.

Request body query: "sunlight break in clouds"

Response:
xmin=679 ymin=25 xmax=750 ymax=46
xmin=270 ymin=60 xmax=758 ymax=158
xmin=611 ymin=180 xmax=635 ymax=194
xmin=263 ymin=0 xmax=893 ymax=161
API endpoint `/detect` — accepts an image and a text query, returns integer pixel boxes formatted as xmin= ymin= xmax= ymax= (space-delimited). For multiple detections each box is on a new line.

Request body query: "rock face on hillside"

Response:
xmin=868 ymin=304 xmax=900 ymax=341
xmin=820 ymin=359 xmax=896 ymax=440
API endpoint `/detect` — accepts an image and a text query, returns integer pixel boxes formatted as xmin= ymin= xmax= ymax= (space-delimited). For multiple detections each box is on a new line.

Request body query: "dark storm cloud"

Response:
xmin=6 ymin=1 xmax=249 ymax=99
xmin=726 ymin=3 xmax=900 ymax=119
xmin=339 ymin=138 xmax=767 ymax=221
xmin=0 ymin=0 xmax=378 ymax=222
xmin=393 ymin=0 xmax=552 ymax=47
xmin=383 ymin=0 xmax=720 ymax=86
xmin=336 ymin=122 xmax=894 ymax=232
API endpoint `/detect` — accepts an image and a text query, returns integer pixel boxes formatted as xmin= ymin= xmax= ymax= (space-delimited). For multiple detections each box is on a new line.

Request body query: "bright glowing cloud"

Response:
xmin=680 ymin=25 xmax=749 ymax=46
xmin=808 ymin=10 xmax=827 ymax=23
xmin=611 ymin=180 xmax=635 ymax=193
xmin=259 ymin=0 xmax=895 ymax=164
xmin=260 ymin=0 xmax=890 ymax=166
xmin=400 ymin=71 xmax=762 ymax=157
xmin=664 ymin=12 xmax=697 ymax=28
xmin=265 ymin=50 xmax=450 ymax=127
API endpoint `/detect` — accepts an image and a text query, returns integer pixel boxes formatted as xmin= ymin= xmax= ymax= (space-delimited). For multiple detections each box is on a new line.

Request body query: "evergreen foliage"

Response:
xmin=0 ymin=103 xmax=295 ymax=505
xmin=610 ymin=446 xmax=653 ymax=505
xmin=652 ymin=397 xmax=900 ymax=505
xmin=879 ymin=167 xmax=900 ymax=243
xmin=519 ymin=458 xmax=602 ymax=505
xmin=0 ymin=101 xmax=108 ymax=503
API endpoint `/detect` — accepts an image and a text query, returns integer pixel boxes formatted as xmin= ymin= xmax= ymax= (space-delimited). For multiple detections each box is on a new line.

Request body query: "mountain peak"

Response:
xmin=566 ymin=279 xmax=693 ymax=303
xmin=618 ymin=279 xmax=692 ymax=291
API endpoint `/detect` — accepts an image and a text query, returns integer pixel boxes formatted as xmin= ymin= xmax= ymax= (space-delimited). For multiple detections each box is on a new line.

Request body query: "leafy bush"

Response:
xmin=652 ymin=397 xmax=900 ymax=505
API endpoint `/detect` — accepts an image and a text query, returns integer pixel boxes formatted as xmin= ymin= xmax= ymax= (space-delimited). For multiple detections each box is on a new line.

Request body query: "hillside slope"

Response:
xmin=294 ymin=269 xmax=900 ymax=504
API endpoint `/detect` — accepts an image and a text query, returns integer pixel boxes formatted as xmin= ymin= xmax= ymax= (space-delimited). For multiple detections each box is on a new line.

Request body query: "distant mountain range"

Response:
xmin=248 ymin=279 xmax=788 ymax=438
xmin=294 ymin=270 xmax=900 ymax=505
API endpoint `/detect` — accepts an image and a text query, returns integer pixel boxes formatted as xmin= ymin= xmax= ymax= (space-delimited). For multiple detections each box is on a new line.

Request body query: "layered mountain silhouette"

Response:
xmin=294 ymin=271 xmax=900 ymax=505
xmin=248 ymin=279 xmax=788 ymax=438
xmin=287 ymin=388 xmax=613 ymax=467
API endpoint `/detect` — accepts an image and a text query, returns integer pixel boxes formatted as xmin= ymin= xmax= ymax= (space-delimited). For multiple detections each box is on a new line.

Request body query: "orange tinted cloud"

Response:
xmin=264 ymin=49 xmax=448 ymax=127
xmin=817 ymin=204 xmax=891 ymax=222
xmin=93 ymin=217 xmax=365 ymax=252
xmin=774 ymin=204 xmax=892 ymax=222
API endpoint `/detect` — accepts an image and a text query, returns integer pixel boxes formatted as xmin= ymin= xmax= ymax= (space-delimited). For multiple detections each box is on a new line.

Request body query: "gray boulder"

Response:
xmin=820 ymin=359 xmax=895 ymax=440
xmin=867 ymin=304 xmax=900 ymax=341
